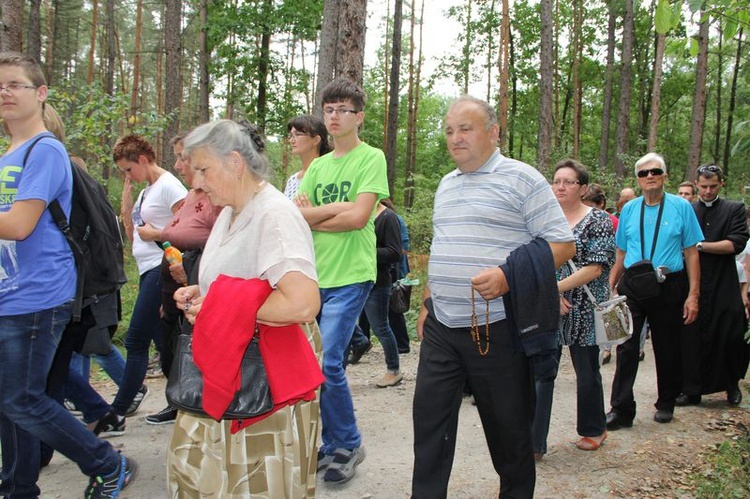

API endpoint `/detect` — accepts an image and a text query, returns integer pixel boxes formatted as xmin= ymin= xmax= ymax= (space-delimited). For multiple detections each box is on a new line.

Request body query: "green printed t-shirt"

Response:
xmin=299 ymin=142 xmax=389 ymax=289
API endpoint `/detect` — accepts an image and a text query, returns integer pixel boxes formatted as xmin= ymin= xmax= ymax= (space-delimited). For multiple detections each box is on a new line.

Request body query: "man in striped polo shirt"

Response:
xmin=411 ymin=96 xmax=575 ymax=499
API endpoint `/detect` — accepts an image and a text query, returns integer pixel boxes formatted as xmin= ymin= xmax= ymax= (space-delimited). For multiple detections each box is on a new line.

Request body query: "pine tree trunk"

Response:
xmin=537 ymin=0 xmax=554 ymax=172
xmin=687 ymin=13 xmax=709 ymax=175
xmin=614 ymin=0 xmax=635 ymax=176
xmin=315 ymin=0 xmax=340 ymax=114
xmin=198 ymin=0 xmax=209 ymax=123
xmin=647 ymin=32 xmax=665 ymax=151
xmin=712 ymin=24 xmax=722 ymax=163
xmin=598 ymin=0 xmax=617 ymax=169
xmin=0 ymin=0 xmax=24 ymax=52
xmin=497 ymin=0 xmax=510 ymax=151
xmin=87 ymin=0 xmax=98 ymax=84
xmin=163 ymin=0 xmax=182 ymax=169
xmin=337 ymin=0 xmax=367 ymax=86
xmin=27 ymin=0 xmax=43 ymax=61
xmin=723 ymin=28 xmax=743 ymax=173
xmin=386 ymin=0 xmax=403 ymax=196
xmin=130 ymin=0 xmax=144 ymax=119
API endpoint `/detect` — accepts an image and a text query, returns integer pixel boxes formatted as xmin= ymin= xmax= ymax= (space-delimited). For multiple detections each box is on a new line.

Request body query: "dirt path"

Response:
xmin=39 ymin=341 xmax=748 ymax=498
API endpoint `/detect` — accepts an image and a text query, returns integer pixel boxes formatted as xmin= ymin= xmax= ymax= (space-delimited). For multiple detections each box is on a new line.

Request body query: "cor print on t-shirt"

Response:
xmin=311 ymin=180 xmax=354 ymax=205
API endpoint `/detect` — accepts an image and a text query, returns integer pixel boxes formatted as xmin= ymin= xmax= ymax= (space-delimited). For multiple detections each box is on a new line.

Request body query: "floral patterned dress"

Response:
xmin=557 ymin=208 xmax=616 ymax=346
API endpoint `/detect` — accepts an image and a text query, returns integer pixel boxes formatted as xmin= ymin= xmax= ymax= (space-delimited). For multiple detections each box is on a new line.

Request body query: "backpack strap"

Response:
xmin=23 ymin=135 xmax=84 ymax=321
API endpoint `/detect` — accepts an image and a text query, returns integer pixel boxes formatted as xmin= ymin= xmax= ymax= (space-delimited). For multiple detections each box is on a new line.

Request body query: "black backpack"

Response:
xmin=23 ymin=134 xmax=127 ymax=321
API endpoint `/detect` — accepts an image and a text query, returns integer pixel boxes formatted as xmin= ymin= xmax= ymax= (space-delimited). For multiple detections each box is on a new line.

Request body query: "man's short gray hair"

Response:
xmin=449 ymin=95 xmax=498 ymax=130
xmin=634 ymin=152 xmax=667 ymax=176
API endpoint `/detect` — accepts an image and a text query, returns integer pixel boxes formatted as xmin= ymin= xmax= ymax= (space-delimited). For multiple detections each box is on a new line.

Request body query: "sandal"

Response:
xmin=575 ymin=432 xmax=607 ymax=451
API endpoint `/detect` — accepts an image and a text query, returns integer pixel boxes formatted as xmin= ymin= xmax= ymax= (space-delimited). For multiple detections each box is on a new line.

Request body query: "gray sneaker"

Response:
xmin=124 ymin=385 xmax=148 ymax=417
xmin=322 ymin=446 xmax=366 ymax=484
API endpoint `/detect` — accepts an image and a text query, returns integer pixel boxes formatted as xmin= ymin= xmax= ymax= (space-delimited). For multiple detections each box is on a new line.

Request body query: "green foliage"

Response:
xmin=690 ymin=433 xmax=750 ymax=497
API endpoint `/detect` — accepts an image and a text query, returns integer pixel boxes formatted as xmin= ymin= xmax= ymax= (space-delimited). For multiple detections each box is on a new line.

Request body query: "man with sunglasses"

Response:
xmin=606 ymin=153 xmax=703 ymax=429
xmin=678 ymin=165 xmax=748 ymax=406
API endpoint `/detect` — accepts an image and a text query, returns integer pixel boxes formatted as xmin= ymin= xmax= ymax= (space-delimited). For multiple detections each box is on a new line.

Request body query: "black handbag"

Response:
xmin=390 ymin=278 xmax=412 ymax=314
xmin=616 ymin=197 xmax=666 ymax=301
xmin=165 ymin=330 xmax=274 ymax=420
xmin=617 ymin=260 xmax=662 ymax=300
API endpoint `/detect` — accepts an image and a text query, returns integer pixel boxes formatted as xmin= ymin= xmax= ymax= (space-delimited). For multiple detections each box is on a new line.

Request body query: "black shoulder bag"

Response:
xmin=616 ymin=196 xmax=666 ymax=301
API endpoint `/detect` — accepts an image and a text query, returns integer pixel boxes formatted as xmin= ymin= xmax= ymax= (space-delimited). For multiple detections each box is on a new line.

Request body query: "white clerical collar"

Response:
xmin=699 ymin=196 xmax=720 ymax=207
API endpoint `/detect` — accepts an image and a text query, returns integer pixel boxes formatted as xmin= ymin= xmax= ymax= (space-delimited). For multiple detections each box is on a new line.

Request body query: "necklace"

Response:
xmin=470 ymin=287 xmax=490 ymax=356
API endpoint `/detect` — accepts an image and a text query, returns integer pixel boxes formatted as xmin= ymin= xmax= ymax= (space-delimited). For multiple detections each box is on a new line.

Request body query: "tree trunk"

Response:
xmin=496 ymin=0 xmax=510 ymax=151
xmin=462 ymin=0 xmax=472 ymax=94
xmin=614 ymin=0 xmax=634 ymax=176
xmin=386 ymin=0 xmax=403 ymax=195
xmin=256 ymin=0 xmax=273 ymax=133
xmin=647 ymin=32 xmax=665 ymax=151
xmin=723 ymin=28 xmax=743 ymax=173
xmin=130 ymin=0 xmax=144 ymax=119
xmin=102 ymin=0 xmax=117 ymax=181
xmin=404 ymin=0 xmax=423 ymax=209
xmin=687 ymin=13 xmax=709 ymax=176
xmin=537 ymin=0 xmax=554 ymax=171
xmin=336 ymin=0 xmax=368 ymax=86
xmin=382 ymin=0 xmax=390 ymax=147
xmin=198 ymin=0 xmax=209 ymax=123
xmin=27 ymin=0 xmax=43 ymax=60
xmin=87 ymin=0 xmax=98 ymax=84
xmin=598 ymin=0 xmax=617 ymax=169
xmin=315 ymin=0 xmax=340 ymax=114
xmin=0 ymin=0 xmax=24 ymax=52
xmin=712 ymin=24 xmax=722 ymax=163
xmin=163 ymin=0 xmax=182 ymax=169
xmin=571 ymin=0 xmax=583 ymax=158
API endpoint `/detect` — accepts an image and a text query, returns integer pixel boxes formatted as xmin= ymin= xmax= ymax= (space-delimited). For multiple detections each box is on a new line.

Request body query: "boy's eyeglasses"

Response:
xmin=0 ymin=83 xmax=37 ymax=93
xmin=637 ymin=168 xmax=664 ymax=178
xmin=322 ymin=107 xmax=359 ymax=116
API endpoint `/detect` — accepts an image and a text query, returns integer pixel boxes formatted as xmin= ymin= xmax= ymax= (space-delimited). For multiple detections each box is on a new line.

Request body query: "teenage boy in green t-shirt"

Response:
xmin=295 ymin=77 xmax=389 ymax=484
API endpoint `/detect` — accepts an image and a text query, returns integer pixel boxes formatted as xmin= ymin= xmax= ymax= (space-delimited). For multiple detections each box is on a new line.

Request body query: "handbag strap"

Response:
xmin=639 ymin=195 xmax=666 ymax=261
xmin=566 ymin=260 xmax=600 ymax=307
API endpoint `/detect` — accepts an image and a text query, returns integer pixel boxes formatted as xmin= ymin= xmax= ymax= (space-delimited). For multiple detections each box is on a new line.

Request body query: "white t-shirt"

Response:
xmin=131 ymin=172 xmax=187 ymax=275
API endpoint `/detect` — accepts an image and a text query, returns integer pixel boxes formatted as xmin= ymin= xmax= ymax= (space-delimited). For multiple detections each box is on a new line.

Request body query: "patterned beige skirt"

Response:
xmin=167 ymin=322 xmax=322 ymax=498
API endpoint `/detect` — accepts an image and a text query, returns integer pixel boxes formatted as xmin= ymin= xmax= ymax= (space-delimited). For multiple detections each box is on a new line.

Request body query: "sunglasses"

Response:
xmin=697 ymin=165 xmax=722 ymax=175
xmin=637 ymin=168 xmax=664 ymax=178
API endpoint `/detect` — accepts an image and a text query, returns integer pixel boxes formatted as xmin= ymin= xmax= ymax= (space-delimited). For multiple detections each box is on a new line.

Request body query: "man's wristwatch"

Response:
xmin=696 ymin=242 xmax=704 ymax=252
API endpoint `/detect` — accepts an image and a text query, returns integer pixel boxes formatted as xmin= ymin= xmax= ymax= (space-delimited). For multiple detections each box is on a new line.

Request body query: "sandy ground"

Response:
xmin=37 ymin=340 xmax=749 ymax=498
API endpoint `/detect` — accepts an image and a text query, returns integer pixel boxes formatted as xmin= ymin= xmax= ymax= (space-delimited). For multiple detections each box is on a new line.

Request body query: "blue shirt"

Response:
xmin=0 ymin=134 xmax=76 ymax=315
xmin=616 ymin=193 xmax=703 ymax=272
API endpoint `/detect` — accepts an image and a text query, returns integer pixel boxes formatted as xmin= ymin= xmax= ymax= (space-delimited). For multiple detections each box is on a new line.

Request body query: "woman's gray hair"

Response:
xmin=182 ymin=119 xmax=270 ymax=180
xmin=634 ymin=152 xmax=667 ymax=176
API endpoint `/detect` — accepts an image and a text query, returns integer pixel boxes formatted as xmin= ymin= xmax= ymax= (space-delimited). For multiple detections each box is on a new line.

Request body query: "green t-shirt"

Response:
xmin=299 ymin=142 xmax=389 ymax=289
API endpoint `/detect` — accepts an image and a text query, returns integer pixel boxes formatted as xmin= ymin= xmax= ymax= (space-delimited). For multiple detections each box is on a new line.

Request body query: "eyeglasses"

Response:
xmin=697 ymin=165 xmax=722 ymax=175
xmin=0 ymin=83 xmax=37 ymax=93
xmin=322 ymin=107 xmax=359 ymax=116
xmin=552 ymin=179 xmax=581 ymax=187
xmin=287 ymin=132 xmax=310 ymax=140
xmin=637 ymin=168 xmax=664 ymax=178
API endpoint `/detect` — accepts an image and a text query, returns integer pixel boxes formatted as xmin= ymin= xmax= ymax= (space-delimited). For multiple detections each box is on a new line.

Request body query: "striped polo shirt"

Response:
xmin=428 ymin=149 xmax=573 ymax=328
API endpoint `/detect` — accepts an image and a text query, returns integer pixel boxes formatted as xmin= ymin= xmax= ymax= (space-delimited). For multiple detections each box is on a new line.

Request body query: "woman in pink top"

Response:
xmin=145 ymin=133 xmax=223 ymax=425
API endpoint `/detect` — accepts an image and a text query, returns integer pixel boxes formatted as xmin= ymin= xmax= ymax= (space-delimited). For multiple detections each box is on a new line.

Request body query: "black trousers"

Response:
xmin=412 ymin=299 xmax=535 ymax=499
xmin=610 ymin=271 xmax=688 ymax=419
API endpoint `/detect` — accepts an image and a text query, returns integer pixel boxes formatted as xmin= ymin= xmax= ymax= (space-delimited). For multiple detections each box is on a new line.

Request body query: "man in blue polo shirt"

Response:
xmin=606 ymin=153 xmax=703 ymax=429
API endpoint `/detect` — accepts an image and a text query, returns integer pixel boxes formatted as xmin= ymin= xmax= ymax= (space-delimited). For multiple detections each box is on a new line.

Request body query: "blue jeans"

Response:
xmin=318 ymin=282 xmax=373 ymax=454
xmin=0 ymin=303 xmax=120 ymax=497
xmin=64 ymin=367 xmax=111 ymax=424
xmin=71 ymin=346 xmax=126 ymax=387
xmin=111 ymin=266 xmax=164 ymax=415
xmin=362 ymin=285 xmax=400 ymax=372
